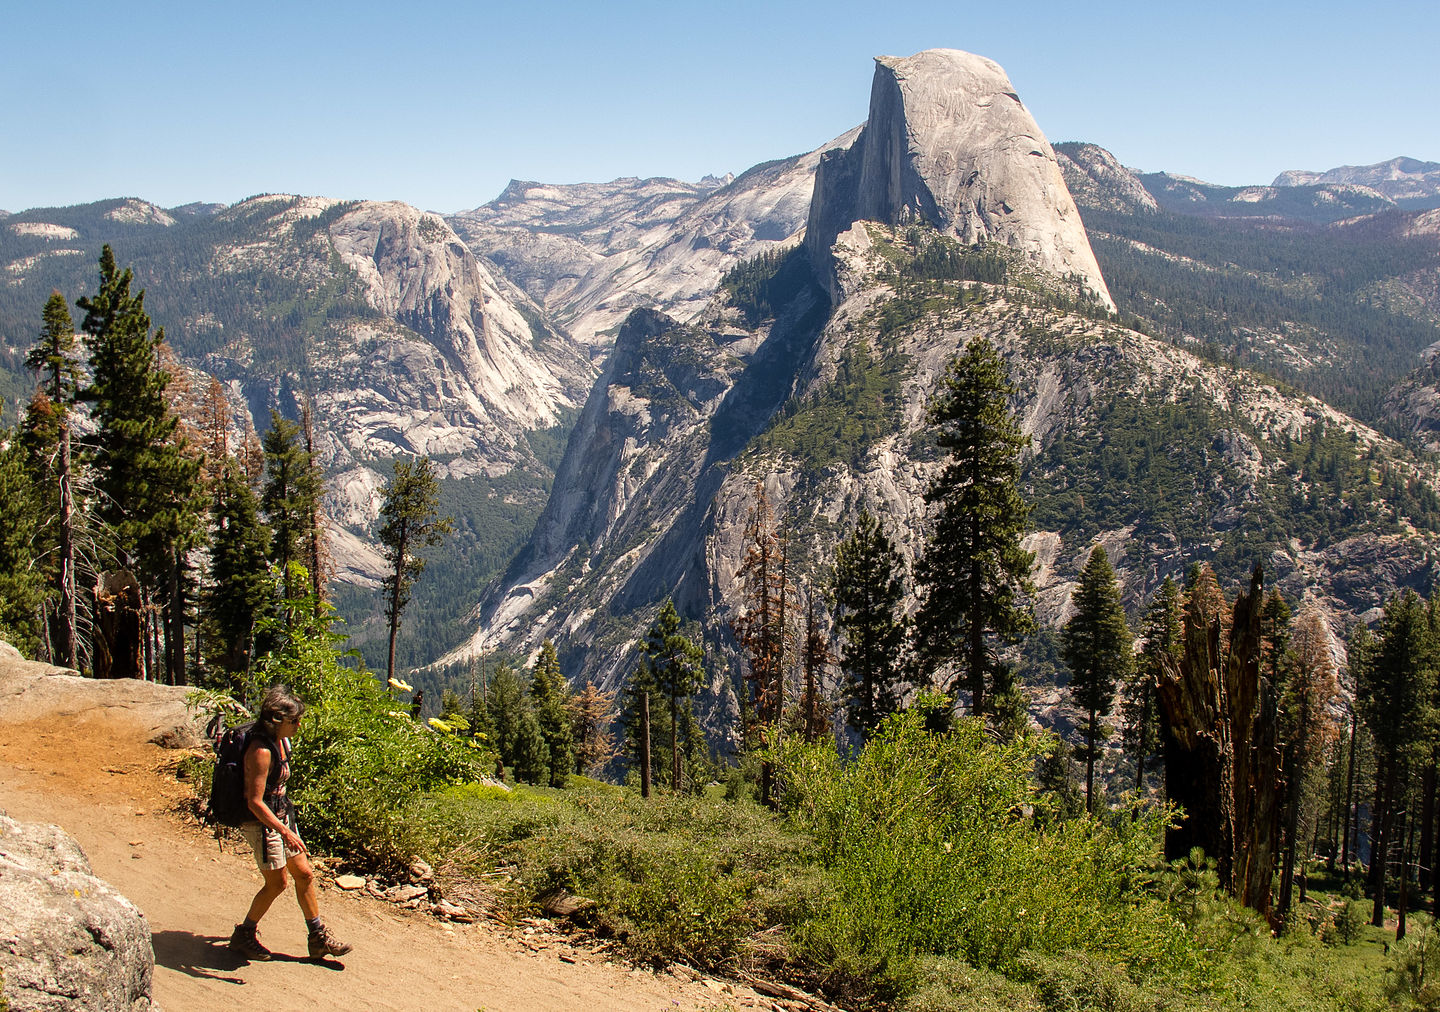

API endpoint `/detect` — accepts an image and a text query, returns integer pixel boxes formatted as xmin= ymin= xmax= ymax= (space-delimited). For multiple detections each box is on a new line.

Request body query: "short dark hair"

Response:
xmin=257 ymin=685 xmax=305 ymax=738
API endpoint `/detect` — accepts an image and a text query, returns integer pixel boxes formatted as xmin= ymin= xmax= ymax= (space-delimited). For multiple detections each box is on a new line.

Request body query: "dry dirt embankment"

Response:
xmin=0 ymin=645 xmax=766 ymax=1011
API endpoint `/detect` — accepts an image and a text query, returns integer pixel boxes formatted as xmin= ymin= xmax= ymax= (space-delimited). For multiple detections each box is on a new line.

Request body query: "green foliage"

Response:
xmin=529 ymin=640 xmax=574 ymax=788
xmin=832 ymin=508 xmax=908 ymax=737
xmin=200 ymin=462 xmax=272 ymax=686
xmin=412 ymin=782 xmax=818 ymax=968
xmin=1061 ymin=545 xmax=1133 ymax=810
xmin=915 ymin=336 xmax=1035 ymax=716
xmin=1329 ymin=899 xmax=1367 ymax=946
xmin=0 ymin=434 xmax=44 ymax=654
xmin=1080 ymin=203 xmax=1440 ymax=423
xmin=719 ymin=245 xmax=819 ymax=327
xmin=1123 ymin=578 xmax=1179 ymax=790
xmin=1384 ymin=921 xmax=1440 ymax=1009
xmin=754 ymin=334 xmax=908 ymax=470
xmin=638 ymin=600 xmax=705 ymax=792
xmin=76 ymin=245 xmax=201 ymax=590
xmin=260 ymin=410 xmax=321 ymax=602
xmin=511 ymin=708 xmax=551 ymax=785
xmin=899 ymin=235 xmax=1008 ymax=286
xmin=486 ymin=664 xmax=530 ymax=767
xmin=237 ymin=586 xmax=483 ymax=871
xmin=377 ymin=455 xmax=455 ymax=679
xmin=777 ymin=709 xmax=1194 ymax=996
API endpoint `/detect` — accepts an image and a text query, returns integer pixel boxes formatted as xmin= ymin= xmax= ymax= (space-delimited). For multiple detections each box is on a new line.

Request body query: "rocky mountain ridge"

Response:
xmin=0 ymin=194 xmax=594 ymax=593
xmin=448 ymin=131 xmax=858 ymax=346
xmin=443 ymin=52 xmax=1440 ymax=708
xmin=1274 ymin=156 xmax=1440 ymax=208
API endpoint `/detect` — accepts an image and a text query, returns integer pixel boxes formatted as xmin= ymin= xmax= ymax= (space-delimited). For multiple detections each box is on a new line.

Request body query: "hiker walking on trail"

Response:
xmin=228 ymin=686 xmax=353 ymax=961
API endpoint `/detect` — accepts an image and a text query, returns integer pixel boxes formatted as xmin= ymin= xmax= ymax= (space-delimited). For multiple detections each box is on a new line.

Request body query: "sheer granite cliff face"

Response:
xmin=806 ymin=49 xmax=1113 ymax=310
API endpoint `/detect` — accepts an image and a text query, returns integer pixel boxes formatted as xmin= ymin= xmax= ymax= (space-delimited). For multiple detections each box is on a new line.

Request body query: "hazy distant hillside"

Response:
xmin=1054 ymin=143 xmax=1440 ymax=426
xmin=1274 ymin=156 xmax=1440 ymax=209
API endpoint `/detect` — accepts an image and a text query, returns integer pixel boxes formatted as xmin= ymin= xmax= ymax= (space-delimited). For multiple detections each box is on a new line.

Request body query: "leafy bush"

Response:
xmin=235 ymin=585 xmax=485 ymax=871
xmin=412 ymin=782 xmax=821 ymax=968
xmin=776 ymin=710 xmax=1200 ymax=996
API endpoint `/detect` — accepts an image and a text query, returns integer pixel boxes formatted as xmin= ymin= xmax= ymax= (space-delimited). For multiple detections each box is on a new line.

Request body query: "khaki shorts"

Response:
xmin=240 ymin=813 xmax=302 ymax=871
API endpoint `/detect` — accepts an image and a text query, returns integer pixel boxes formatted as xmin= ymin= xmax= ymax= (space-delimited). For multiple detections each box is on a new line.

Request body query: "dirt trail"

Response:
xmin=0 ymin=667 xmax=763 ymax=1011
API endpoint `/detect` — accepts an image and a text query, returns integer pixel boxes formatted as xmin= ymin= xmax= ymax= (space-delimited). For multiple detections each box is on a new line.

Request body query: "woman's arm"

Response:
xmin=243 ymin=741 xmax=306 ymax=854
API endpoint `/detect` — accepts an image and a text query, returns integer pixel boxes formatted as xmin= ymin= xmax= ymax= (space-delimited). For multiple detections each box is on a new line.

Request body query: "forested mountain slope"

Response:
xmin=1055 ymin=143 xmax=1440 ymax=425
xmin=0 ymin=195 xmax=593 ymax=670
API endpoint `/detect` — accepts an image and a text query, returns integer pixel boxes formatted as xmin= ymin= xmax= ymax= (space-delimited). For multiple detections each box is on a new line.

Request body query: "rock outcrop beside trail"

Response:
xmin=806 ymin=49 xmax=1114 ymax=309
xmin=0 ymin=642 xmax=204 ymax=748
xmin=0 ymin=814 xmax=154 ymax=1011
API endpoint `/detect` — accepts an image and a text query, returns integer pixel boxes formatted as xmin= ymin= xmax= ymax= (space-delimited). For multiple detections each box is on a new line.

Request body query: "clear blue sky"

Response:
xmin=3 ymin=0 xmax=1437 ymax=214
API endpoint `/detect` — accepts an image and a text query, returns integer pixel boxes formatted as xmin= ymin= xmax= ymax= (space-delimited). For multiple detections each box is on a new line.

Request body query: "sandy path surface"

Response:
xmin=0 ymin=668 xmax=767 ymax=1011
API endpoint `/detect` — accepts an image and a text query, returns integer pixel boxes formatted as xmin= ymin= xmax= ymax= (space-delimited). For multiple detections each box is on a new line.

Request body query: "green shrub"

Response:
xmin=777 ymin=711 xmax=1202 ymax=994
xmin=206 ymin=586 xmax=489 ymax=872
xmin=1386 ymin=923 xmax=1440 ymax=1009
xmin=413 ymin=782 xmax=819 ymax=968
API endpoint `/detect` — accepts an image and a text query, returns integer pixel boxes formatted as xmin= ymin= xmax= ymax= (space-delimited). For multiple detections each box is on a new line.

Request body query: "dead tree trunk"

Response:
xmin=93 ymin=571 xmax=143 ymax=680
xmin=1158 ymin=564 xmax=1280 ymax=920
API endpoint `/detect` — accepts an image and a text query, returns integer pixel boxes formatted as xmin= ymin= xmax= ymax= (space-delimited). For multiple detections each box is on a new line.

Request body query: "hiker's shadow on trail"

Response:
xmin=151 ymin=931 xmax=247 ymax=983
xmin=151 ymin=931 xmax=346 ymax=982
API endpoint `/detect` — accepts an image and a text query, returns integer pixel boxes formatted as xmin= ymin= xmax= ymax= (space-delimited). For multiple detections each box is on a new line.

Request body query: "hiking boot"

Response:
xmin=307 ymin=921 xmax=353 ymax=960
xmin=228 ymin=922 xmax=272 ymax=961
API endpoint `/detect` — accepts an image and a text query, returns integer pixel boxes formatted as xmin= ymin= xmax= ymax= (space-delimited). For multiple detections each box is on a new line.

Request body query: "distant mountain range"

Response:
xmin=2 ymin=53 xmax=1439 ymax=706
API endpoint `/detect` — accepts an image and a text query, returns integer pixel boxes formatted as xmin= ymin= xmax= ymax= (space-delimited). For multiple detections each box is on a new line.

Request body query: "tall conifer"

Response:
xmin=202 ymin=461 xmax=272 ymax=688
xmin=24 ymin=293 xmax=81 ymax=665
xmin=530 ymin=640 xmax=575 ymax=788
xmin=914 ymin=336 xmax=1034 ymax=718
xmin=832 ymin=508 xmax=907 ymax=738
xmin=77 ymin=246 xmax=200 ymax=682
xmin=376 ymin=456 xmax=453 ymax=682
xmin=640 ymin=600 xmax=704 ymax=791
xmin=1061 ymin=545 xmax=1133 ymax=812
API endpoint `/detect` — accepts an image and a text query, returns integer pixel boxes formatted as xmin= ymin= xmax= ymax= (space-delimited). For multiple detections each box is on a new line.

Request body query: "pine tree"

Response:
xmin=1354 ymin=591 xmax=1436 ymax=927
xmin=261 ymin=411 xmax=322 ymax=605
xmin=24 ymin=292 xmax=81 ymax=665
xmin=201 ymin=461 xmax=272 ymax=689
xmin=640 ymin=600 xmax=704 ymax=791
xmin=511 ymin=708 xmax=551 ymax=786
xmin=486 ymin=663 xmax=527 ymax=769
xmin=76 ymin=246 xmax=201 ymax=684
xmin=620 ymin=658 xmax=664 ymax=789
xmin=1061 ymin=545 xmax=1133 ymax=812
xmin=1276 ymin=606 xmax=1341 ymax=921
xmin=914 ymin=336 xmax=1035 ymax=718
xmin=376 ymin=456 xmax=454 ymax=682
xmin=1124 ymin=576 xmax=1181 ymax=791
xmin=530 ymin=640 xmax=575 ymax=788
xmin=0 ymin=415 xmax=45 ymax=655
xmin=831 ymin=508 xmax=907 ymax=738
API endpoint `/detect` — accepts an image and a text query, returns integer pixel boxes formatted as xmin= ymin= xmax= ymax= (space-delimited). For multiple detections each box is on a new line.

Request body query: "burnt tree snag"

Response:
xmin=1158 ymin=564 xmax=1280 ymax=919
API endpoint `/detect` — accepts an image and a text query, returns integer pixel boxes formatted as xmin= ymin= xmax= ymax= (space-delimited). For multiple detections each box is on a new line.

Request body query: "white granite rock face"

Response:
xmin=807 ymin=49 xmax=1113 ymax=310
xmin=1054 ymin=143 xmax=1159 ymax=214
xmin=0 ymin=815 xmax=154 ymax=1011
xmin=450 ymin=130 xmax=858 ymax=346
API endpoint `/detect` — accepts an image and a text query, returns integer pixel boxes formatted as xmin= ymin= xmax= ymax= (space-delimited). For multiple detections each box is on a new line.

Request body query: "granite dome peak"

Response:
xmin=806 ymin=48 xmax=1113 ymax=309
